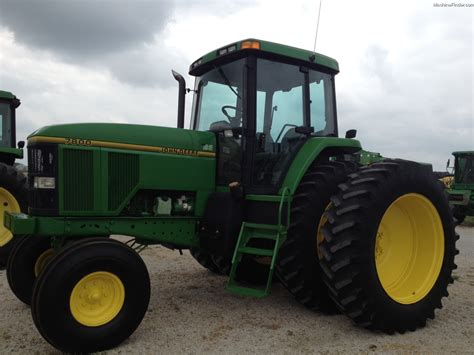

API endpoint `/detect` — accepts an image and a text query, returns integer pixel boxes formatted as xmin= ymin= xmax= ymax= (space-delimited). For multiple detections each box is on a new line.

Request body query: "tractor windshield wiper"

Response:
xmin=217 ymin=67 xmax=241 ymax=99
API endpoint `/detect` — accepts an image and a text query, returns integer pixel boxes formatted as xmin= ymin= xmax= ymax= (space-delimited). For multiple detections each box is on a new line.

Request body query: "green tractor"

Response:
xmin=0 ymin=90 xmax=28 ymax=268
xmin=4 ymin=39 xmax=457 ymax=352
xmin=446 ymin=151 xmax=474 ymax=224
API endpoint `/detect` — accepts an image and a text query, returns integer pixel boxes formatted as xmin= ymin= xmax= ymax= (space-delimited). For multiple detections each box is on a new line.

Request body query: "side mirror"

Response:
xmin=345 ymin=129 xmax=357 ymax=139
xmin=446 ymin=159 xmax=450 ymax=169
xmin=17 ymin=141 xmax=25 ymax=149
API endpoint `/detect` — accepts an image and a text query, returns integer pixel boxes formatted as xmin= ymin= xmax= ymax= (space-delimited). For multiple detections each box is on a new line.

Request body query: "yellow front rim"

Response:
xmin=0 ymin=188 xmax=21 ymax=247
xmin=70 ymin=271 xmax=125 ymax=327
xmin=34 ymin=248 xmax=55 ymax=277
xmin=375 ymin=193 xmax=444 ymax=304
xmin=316 ymin=203 xmax=332 ymax=259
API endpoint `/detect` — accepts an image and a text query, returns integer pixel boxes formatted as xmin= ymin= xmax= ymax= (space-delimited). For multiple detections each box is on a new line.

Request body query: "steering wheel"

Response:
xmin=221 ymin=105 xmax=238 ymax=121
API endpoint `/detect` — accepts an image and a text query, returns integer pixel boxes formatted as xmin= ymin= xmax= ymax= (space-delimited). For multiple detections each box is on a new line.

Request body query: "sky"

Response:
xmin=0 ymin=0 xmax=472 ymax=170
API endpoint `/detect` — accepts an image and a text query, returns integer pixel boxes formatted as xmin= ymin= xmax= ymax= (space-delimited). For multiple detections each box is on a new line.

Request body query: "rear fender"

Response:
xmin=280 ymin=137 xmax=361 ymax=194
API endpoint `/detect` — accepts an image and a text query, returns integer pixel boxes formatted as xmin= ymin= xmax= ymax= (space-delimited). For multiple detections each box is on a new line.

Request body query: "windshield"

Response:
xmin=0 ymin=102 xmax=12 ymax=147
xmin=455 ymin=156 xmax=474 ymax=184
xmin=191 ymin=59 xmax=245 ymax=132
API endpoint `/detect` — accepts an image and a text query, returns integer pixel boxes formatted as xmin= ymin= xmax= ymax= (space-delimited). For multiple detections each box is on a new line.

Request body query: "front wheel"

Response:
xmin=31 ymin=238 xmax=150 ymax=353
xmin=319 ymin=160 xmax=458 ymax=333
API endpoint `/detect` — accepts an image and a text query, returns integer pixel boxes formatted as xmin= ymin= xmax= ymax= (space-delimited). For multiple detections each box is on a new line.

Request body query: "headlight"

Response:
xmin=34 ymin=177 xmax=55 ymax=189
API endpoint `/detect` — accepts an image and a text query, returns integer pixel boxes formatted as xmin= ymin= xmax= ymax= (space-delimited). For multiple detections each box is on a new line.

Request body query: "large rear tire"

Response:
xmin=31 ymin=238 xmax=150 ymax=353
xmin=276 ymin=160 xmax=358 ymax=312
xmin=452 ymin=206 xmax=466 ymax=225
xmin=319 ymin=160 xmax=458 ymax=333
xmin=0 ymin=163 xmax=28 ymax=268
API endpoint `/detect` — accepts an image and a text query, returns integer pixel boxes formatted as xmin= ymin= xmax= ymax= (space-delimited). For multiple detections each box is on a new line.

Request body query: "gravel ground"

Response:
xmin=1 ymin=226 xmax=473 ymax=354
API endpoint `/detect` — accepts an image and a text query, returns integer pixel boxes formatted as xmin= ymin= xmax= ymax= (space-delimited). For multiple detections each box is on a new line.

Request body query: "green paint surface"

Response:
xmin=281 ymin=137 xmax=362 ymax=193
xmin=30 ymin=123 xmax=216 ymax=152
xmin=0 ymin=90 xmax=16 ymax=100
xmin=5 ymin=212 xmax=199 ymax=248
xmin=0 ymin=147 xmax=23 ymax=159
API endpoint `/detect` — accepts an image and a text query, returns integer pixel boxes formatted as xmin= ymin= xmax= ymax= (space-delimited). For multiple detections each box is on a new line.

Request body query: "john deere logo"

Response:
xmin=160 ymin=147 xmax=198 ymax=156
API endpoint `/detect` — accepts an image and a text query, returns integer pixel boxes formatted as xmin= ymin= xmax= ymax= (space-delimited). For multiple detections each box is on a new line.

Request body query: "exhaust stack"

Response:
xmin=172 ymin=70 xmax=186 ymax=129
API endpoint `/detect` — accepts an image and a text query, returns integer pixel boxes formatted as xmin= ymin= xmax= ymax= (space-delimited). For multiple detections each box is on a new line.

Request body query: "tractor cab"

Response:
xmin=453 ymin=151 xmax=474 ymax=186
xmin=448 ymin=151 xmax=474 ymax=223
xmin=188 ymin=39 xmax=339 ymax=193
xmin=0 ymin=90 xmax=23 ymax=165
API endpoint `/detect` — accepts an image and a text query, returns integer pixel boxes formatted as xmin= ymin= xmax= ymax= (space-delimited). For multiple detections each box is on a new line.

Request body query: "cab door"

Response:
xmin=248 ymin=58 xmax=309 ymax=193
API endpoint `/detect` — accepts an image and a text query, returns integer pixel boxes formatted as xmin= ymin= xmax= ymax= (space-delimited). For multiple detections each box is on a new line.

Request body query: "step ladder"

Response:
xmin=226 ymin=187 xmax=291 ymax=298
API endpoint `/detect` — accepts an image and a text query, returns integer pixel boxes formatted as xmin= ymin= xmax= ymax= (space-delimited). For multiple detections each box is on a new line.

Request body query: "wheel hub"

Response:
xmin=375 ymin=193 xmax=444 ymax=304
xmin=316 ymin=203 xmax=332 ymax=259
xmin=34 ymin=248 xmax=55 ymax=277
xmin=0 ymin=187 xmax=21 ymax=247
xmin=70 ymin=271 xmax=125 ymax=327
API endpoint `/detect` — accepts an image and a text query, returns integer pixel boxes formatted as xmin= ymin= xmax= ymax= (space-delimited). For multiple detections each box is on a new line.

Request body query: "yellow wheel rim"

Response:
xmin=316 ymin=203 xmax=332 ymax=259
xmin=375 ymin=193 xmax=444 ymax=304
xmin=0 ymin=187 xmax=21 ymax=247
xmin=34 ymin=248 xmax=55 ymax=277
xmin=70 ymin=271 xmax=125 ymax=327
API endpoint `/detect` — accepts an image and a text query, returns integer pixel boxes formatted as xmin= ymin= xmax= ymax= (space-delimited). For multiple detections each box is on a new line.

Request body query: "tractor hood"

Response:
xmin=27 ymin=123 xmax=216 ymax=157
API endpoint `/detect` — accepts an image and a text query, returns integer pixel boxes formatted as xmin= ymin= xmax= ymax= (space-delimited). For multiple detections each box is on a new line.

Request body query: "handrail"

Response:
xmin=278 ymin=187 xmax=291 ymax=229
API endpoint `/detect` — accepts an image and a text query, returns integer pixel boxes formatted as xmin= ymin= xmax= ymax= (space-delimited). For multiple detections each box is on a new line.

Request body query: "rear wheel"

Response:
xmin=276 ymin=160 xmax=358 ymax=312
xmin=319 ymin=161 xmax=458 ymax=333
xmin=31 ymin=238 xmax=150 ymax=353
xmin=7 ymin=235 xmax=53 ymax=305
xmin=0 ymin=163 xmax=28 ymax=268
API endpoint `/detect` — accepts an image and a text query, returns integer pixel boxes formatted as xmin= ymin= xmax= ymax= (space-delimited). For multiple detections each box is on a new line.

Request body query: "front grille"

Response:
xmin=28 ymin=144 xmax=58 ymax=214
xmin=108 ymin=152 xmax=139 ymax=210
xmin=63 ymin=149 xmax=94 ymax=211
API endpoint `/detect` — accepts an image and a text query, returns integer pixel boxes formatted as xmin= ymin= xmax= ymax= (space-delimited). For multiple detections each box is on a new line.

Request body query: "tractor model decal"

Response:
xmin=28 ymin=135 xmax=216 ymax=158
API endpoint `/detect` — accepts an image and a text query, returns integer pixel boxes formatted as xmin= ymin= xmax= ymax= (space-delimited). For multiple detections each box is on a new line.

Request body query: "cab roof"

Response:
xmin=453 ymin=151 xmax=474 ymax=156
xmin=0 ymin=90 xmax=16 ymax=100
xmin=189 ymin=38 xmax=339 ymax=76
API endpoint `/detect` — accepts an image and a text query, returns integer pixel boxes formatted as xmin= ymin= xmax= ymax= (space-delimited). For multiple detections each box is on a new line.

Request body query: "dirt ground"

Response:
xmin=1 ymin=226 xmax=473 ymax=354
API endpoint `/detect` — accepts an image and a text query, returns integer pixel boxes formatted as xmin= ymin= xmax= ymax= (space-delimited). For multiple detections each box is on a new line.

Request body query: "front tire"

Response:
xmin=31 ymin=238 xmax=150 ymax=353
xmin=319 ymin=160 xmax=458 ymax=333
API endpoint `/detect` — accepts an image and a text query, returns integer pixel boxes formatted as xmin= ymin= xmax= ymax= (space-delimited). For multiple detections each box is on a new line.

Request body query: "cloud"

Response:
xmin=0 ymin=0 xmax=471 ymax=171
xmin=323 ymin=3 xmax=473 ymax=170
xmin=102 ymin=40 xmax=189 ymax=88
xmin=0 ymin=0 xmax=173 ymax=59
xmin=0 ymin=0 xmax=184 ymax=88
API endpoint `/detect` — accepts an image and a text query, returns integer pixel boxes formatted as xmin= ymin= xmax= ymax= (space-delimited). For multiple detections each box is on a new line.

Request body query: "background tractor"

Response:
xmin=445 ymin=151 xmax=474 ymax=224
xmin=4 ymin=39 xmax=457 ymax=353
xmin=0 ymin=90 xmax=27 ymax=268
